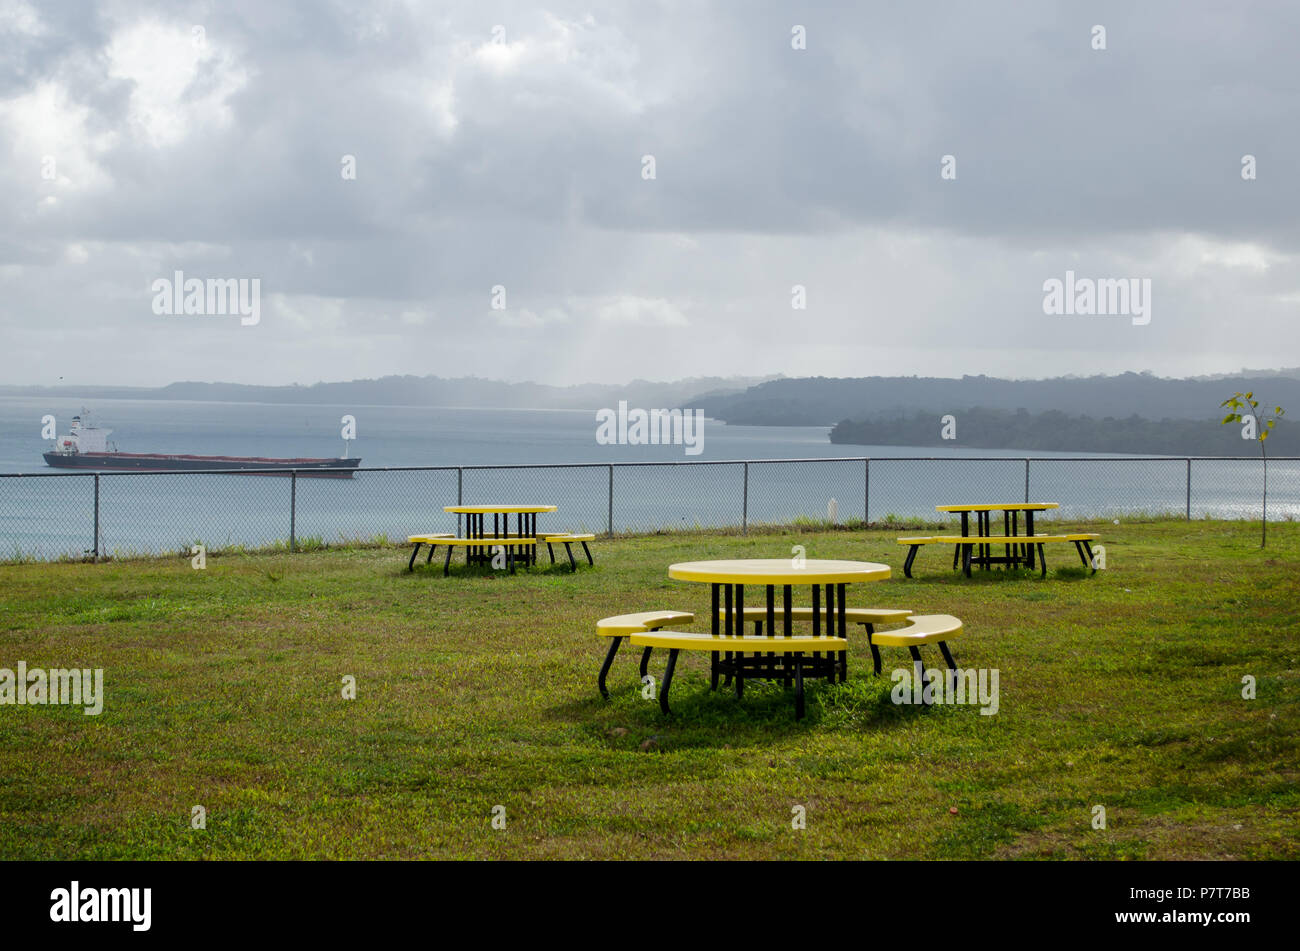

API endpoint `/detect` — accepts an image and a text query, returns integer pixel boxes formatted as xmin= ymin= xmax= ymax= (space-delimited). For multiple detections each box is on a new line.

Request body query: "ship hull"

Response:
xmin=43 ymin=452 xmax=361 ymax=477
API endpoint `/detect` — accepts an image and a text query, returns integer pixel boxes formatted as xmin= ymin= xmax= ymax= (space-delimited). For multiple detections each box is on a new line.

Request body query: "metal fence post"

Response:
xmin=1024 ymin=459 xmax=1030 ymax=503
xmin=92 ymin=473 xmax=99 ymax=562
xmin=1186 ymin=458 xmax=1192 ymax=520
xmin=607 ymin=465 xmax=614 ymax=537
xmin=457 ymin=467 xmax=463 ymax=535
xmin=864 ymin=458 xmax=870 ymax=524
xmin=742 ymin=462 xmax=749 ymax=534
xmin=289 ymin=470 xmax=297 ymax=552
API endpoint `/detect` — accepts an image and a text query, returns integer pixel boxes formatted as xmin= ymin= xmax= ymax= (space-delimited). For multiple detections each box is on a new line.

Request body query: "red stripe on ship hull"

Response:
xmin=43 ymin=453 xmax=359 ymax=477
xmin=80 ymin=452 xmax=357 ymax=465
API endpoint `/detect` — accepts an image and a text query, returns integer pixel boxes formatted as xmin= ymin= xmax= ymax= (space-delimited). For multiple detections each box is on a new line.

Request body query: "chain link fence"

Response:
xmin=2 ymin=456 xmax=1297 ymax=561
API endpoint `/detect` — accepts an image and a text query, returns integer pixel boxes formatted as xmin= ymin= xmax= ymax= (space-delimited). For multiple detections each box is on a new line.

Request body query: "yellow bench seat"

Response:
xmin=627 ymin=630 xmax=849 ymax=720
xmin=407 ymin=534 xmax=538 ymax=575
xmin=870 ymin=613 xmax=961 ymax=647
xmin=898 ymin=532 xmax=1100 ymax=578
xmin=596 ymin=611 xmax=694 ymax=698
xmin=914 ymin=533 xmax=1097 ymax=544
xmin=863 ymin=613 xmax=963 ymax=681
xmin=426 ymin=536 xmax=536 ymax=546
xmin=541 ymin=533 xmax=596 ymax=570
xmin=598 ymin=611 xmax=695 ymax=637
xmin=406 ymin=533 xmax=458 ymax=570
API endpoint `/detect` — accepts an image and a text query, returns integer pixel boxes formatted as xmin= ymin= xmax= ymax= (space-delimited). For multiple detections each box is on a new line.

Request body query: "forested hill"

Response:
xmin=696 ymin=372 xmax=1300 ymax=426
xmin=0 ymin=374 xmax=776 ymax=410
xmin=830 ymin=408 xmax=1298 ymax=455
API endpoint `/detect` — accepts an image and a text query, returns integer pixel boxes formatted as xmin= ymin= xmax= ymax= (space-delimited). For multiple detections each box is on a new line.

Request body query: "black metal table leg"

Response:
xmin=783 ymin=584 xmax=793 ymax=687
xmin=710 ymin=583 xmax=720 ymax=690
xmin=722 ymin=583 xmax=733 ymax=687
xmin=811 ymin=583 xmax=821 ymax=683
xmin=734 ymin=584 xmax=745 ymax=697
xmin=823 ymin=584 xmax=836 ymax=685
xmin=837 ymin=582 xmax=848 ymax=682
xmin=766 ymin=584 xmax=776 ymax=682
xmin=1003 ymin=510 xmax=1011 ymax=570
xmin=981 ymin=511 xmax=991 ymax=570
xmin=408 ymin=543 xmax=421 ymax=571
xmin=1011 ymin=510 xmax=1020 ymax=568
xmin=955 ymin=511 xmax=969 ymax=569
xmin=1025 ymin=510 xmax=1036 ymax=569
xmin=794 ymin=654 xmax=805 ymax=720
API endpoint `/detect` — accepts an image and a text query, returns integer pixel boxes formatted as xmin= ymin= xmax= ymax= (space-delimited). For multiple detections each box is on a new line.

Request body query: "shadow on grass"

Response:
xmin=399 ymin=560 xmax=588 ymax=580
xmin=547 ymin=674 xmax=935 ymax=751
xmin=920 ymin=565 xmax=1095 ymax=585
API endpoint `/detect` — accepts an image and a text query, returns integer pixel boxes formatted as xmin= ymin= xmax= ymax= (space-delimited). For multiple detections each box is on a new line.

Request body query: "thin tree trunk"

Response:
xmin=1261 ymin=448 xmax=1268 ymax=548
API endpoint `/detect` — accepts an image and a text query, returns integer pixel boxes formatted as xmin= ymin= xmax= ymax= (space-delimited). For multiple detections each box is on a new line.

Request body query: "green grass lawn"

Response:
xmin=1 ymin=519 xmax=1297 ymax=859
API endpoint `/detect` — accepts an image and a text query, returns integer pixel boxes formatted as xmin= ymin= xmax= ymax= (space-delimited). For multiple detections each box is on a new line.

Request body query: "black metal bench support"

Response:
xmin=904 ymin=544 xmax=921 ymax=578
xmin=938 ymin=641 xmax=958 ymax=671
xmin=598 ymin=636 xmax=622 ymax=700
xmin=660 ymin=648 xmax=680 ymax=714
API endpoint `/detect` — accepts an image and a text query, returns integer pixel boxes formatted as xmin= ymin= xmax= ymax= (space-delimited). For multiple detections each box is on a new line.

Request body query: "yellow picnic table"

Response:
xmin=444 ymin=504 xmax=558 ymax=514
xmin=935 ymin=502 xmax=1059 ymax=573
xmin=443 ymin=504 xmax=557 ymax=568
xmin=662 ymin=559 xmax=890 ymax=715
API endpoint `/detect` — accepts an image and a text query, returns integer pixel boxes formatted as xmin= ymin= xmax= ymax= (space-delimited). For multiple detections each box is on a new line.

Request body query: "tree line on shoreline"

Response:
xmin=829 ymin=407 xmax=1298 ymax=455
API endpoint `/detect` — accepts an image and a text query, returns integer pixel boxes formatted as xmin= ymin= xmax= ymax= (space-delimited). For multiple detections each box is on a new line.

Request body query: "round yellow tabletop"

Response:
xmin=935 ymin=502 xmax=1059 ymax=512
xmin=444 ymin=504 xmax=557 ymax=514
xmin=669 ymin=559 xmax=890 ymax=585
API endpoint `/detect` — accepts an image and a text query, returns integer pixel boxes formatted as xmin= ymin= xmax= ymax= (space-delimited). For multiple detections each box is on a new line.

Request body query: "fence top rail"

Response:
xmin=1 ymin=455 xmax=1298 ymax=478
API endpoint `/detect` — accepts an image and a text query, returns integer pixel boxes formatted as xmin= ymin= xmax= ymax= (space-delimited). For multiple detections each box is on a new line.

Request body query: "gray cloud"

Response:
xmin=1 ymin=0 xmax=1297 ymax=387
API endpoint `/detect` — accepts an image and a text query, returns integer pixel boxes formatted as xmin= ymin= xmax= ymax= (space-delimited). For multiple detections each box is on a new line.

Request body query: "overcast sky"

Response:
xmin=2 ymin=0 xmax=1297 ymax=387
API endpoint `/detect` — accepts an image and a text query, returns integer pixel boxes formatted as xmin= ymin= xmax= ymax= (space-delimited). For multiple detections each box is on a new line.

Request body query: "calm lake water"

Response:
xmin=0 ymin=397 xmax=1294 ymax=559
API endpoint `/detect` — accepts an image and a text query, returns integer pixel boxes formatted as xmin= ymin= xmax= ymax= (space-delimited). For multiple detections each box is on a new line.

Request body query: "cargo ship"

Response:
xmin=43 ymin=413 xmax=361 ymax=477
